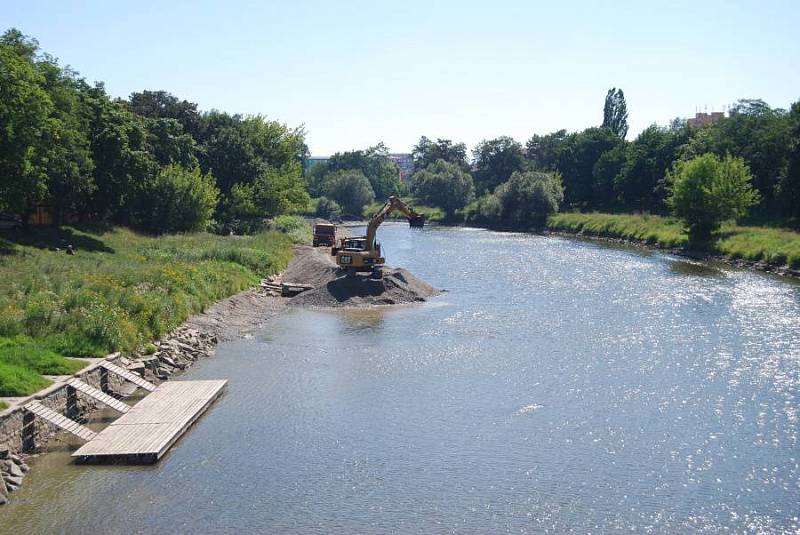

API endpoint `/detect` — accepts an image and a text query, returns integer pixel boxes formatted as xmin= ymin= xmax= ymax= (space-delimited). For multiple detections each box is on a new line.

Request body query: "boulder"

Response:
xmin=4 ymin=474 xmax=22 ymax=488
xmin=159 ymin=355 xmax=178 ymax=369
xmin=6 ymin=463 xmax=23 ymax=479
xmin=0 ymin=447 xmax=9 ymax=460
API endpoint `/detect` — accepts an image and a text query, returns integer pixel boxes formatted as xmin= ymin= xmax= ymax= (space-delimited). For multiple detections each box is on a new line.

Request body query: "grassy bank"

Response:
xmin=547 ymin=213 xmax=800 ymax=269
xmin=0 ymin=221 xmax=304 ymax=396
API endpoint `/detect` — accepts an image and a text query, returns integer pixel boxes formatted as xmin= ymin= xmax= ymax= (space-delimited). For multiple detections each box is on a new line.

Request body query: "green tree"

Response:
xmin=558 ymin=127 xmax=623 ymax=208
xmin=777 ymin=101 xmax=800 ymax=220
xmin=681 ymin=100 xmax=791 ymax=210
xmin=614 ymin=123 xmax=690 ymax=211
xmin=85 ymin=90 xmax=157 ymax=222
xmin=667 ymin=153 xmax=760 ymax=242
xmin=128 ymin=90 xmax=201 ymax=137
xmin=412 ymin=159 xmax=475 ymax=216
xmin=144 ymin=117 xmax=199 ymax=169
xmin=602 ymin=87 xmax=629 ymax=139
xmin=472 ymin=136 xmax=524 ymax=193
xmin=322 ymin=170 xmax=375 ymax=215
xmin=525 ymin=130 xmax=567 ymax=171
xmin=0 ymin=30 xmax=53 ymax=212
xmin=412 ymin=136 xmax=469 ymax=170
xmin=322 ymin=143 xmax=401 ymax=200
xmin=496 ymin=170 xmax=564 ymax=227
xmin=138 ymin=165 xmax=219 ymax=232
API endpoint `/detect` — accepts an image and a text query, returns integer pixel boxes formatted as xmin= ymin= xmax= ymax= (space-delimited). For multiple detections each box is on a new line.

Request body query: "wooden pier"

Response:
xmin=72 ymin=380 xmax=226 ymax=464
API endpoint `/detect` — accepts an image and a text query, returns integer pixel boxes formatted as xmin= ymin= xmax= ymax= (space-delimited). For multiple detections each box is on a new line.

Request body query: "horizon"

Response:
xmin=4 ymin=0 xmax=799 ymax=155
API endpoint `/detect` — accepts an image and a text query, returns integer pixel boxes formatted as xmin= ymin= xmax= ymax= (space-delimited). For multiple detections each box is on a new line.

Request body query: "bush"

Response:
xmin=496 ymin=170 xmax=564 ymax=227
xmin=322 ymin=170 xmax=375 ymax=215
xmin=137 ymin=165 xmax=219 ymax=233
xmin=667 ymin=153 xmax=760 ymax=243
xmin=412 ymin=159 xmax=475 ymax=216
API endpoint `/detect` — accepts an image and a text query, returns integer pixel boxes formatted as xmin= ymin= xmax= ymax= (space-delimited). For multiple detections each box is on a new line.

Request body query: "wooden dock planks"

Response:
xmin=24 ymin=401 xmax=97 ymax=442
xmin=66 ymin=378 xmax=130 ymax=414
xmin=72 ymin=380 xmax=226 ymax=464
xmin=100 ymin=361 xmax=157 ymax=392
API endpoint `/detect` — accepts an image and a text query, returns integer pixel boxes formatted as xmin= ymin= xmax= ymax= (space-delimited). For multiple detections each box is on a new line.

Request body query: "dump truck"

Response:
xmin=312 ymin=222 xmax=337 ymax=247
xmin=332 ymin=196 xmax=424 ymax=277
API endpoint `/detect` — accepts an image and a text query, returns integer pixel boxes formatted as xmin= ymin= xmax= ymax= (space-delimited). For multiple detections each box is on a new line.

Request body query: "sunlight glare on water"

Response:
xmin=2 ymin=224 xmax=800 ymax=534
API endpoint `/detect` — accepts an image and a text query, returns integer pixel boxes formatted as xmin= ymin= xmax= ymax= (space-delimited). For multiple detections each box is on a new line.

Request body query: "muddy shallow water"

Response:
xmin=2 ymin=224 xmax=800 ymax=533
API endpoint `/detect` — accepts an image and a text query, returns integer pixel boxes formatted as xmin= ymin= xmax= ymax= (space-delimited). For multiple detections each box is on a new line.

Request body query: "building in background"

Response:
xmin=303 ymin=156 xmax=329 ymax=174
xmin=304 ymin=153 xmax=415 ymax=182
xmin=388 ymin=153 xmax=414 ymax=181
xmin=687 ymin=111 xmax=725 ymax=128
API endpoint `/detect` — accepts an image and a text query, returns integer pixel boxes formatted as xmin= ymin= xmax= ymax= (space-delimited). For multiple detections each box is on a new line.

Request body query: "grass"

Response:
xmin=0 ymin=401 xmax=7 ymax=410
xmin=362 ymin=197 xmax=446 ymax=222
xmin=0 ymin=222 xmax=304 ymax=396
xmin=547 ymin=212 xmax=800 ymax=269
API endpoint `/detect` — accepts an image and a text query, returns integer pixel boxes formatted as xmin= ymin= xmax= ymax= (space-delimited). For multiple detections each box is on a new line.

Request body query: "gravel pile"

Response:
xmin=284 ymin=246 xmax=439 ymax=308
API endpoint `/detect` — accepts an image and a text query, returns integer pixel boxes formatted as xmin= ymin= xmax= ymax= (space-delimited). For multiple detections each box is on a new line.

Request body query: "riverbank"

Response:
xmin=0 ymin=224 xmax=303 ymax=398
xmin=0 ymin=239 xmax=439 ymax=503
xmin=545 ymin=213 xmax=800 ymax=278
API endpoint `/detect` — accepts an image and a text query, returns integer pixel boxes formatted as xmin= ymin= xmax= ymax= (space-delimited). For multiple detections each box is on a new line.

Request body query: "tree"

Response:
xmin=128 ymin=90 xmax=201 ymax=138
xmin=85 ymin=90 xmax=157 ymax=222
xmin=591 ymin=145 xmax=626 ymax=210
xmin=667 ymin=153 xmax=760 ymax=242
xmin=602 ymin=88 xmax=629 ymax=139
xmin=525 ymin=130 xmax=567 ymax=171
xmin=321 ymin=143 xmax=401 ymax=200
xmin=412 ymin=159 xmax=475 ymax=216
xmin=472 ymin=136 xmax=524 ymax=193
xmin=613 ymin=124 xmax=690 ymax=212
xmin=495 ymin=170 xmax=564 ymax=227
xmin=412 ymin=136 xmax=469 ymax=170
xmin=0 ymin=30 xmax=53 ymax=212
xmin=137 ymin=165 xmax=219 ymax=233
xmin=777 ymin=101 xmax=800 ymax=220
xmin=224 ymin=162 xmax=310 ymax=231
xmin=322 ymin=170 xmax=375 ymax=215
xmin=557 ymin=127 xmax=623 ymax=208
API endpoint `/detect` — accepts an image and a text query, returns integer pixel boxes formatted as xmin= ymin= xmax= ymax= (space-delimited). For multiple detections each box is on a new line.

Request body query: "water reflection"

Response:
xmin=339 ymin=308 xmax=388 ymax=332
xmin=669 ymin=259 xmax=724 ymax=277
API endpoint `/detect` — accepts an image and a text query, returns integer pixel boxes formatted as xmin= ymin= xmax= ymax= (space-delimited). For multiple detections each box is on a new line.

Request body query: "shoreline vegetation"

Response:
xmin=0 ymin=218 xmax=308 ymax=398
xmin=545 ymin=212 xmax=800 ymax=272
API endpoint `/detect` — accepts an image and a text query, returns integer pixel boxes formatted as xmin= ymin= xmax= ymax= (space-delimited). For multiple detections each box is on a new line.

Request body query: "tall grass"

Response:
xmin=547 ymin=212 xmax=800 ymax=268
xmin=0 ymin=224 xmax=302 ymax=396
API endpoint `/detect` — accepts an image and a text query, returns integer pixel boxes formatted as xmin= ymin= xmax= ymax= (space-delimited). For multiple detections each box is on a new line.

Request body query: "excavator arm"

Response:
xmin=365 ymin=196 xmax=424 ymax=252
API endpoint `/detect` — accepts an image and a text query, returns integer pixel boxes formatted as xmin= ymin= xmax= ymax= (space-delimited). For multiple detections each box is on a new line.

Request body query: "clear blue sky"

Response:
xmin=4 ymin=0 xmax=799 ymax=155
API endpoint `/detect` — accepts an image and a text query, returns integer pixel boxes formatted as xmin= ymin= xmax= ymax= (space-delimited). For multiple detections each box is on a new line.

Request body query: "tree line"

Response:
xmin=0 ymin=29 xmax=309 ymax=233
xmin=407 ymin=88 xmax=799 ymax=241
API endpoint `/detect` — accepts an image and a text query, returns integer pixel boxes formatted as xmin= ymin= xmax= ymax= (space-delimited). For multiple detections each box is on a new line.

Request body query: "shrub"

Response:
xmin=667 ymin=153 xmax=760 ymax=243
xmin=496 ymin=170 xmax=564 ymax=227
xmin=137 ymin=164 xmax=220 ymax=233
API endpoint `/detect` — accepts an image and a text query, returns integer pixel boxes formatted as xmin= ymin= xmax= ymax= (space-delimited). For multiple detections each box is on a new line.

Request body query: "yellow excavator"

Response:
xmin=332 ymin=196 xmax=425 ymax=277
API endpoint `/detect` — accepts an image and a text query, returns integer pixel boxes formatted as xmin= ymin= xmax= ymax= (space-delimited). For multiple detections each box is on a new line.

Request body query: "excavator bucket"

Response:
xmin=408 ymin=215 xmax=425 ymax=228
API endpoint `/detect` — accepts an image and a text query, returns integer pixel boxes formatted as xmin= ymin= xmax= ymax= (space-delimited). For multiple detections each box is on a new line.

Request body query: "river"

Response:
xmin=2 ymin=223 xmax=800 ymax=533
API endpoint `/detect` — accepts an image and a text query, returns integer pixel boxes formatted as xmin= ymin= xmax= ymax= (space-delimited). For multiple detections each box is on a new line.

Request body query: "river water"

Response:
xmin=2 ymin=224 xmax=800 ymax=534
